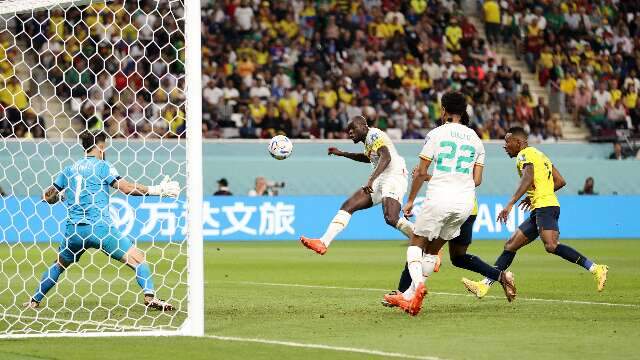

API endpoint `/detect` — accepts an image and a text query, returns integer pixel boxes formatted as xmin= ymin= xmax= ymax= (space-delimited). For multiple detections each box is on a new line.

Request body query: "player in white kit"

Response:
xmin=387 ymin=92 xmax=516 ymax=316
xmin=300 ymin=116 xmax=414 ymax=255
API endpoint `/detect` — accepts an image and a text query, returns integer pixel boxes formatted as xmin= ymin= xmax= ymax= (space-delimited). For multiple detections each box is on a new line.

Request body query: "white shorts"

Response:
xmin=370 ymin=170 xmax=408 ymax=205
xmin=414 ymin=199 xmax=474 ymax=241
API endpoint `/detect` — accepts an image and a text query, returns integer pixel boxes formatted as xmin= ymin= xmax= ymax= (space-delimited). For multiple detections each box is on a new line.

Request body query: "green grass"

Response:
xmin=1 ymin=240 xmax=639 ymax=360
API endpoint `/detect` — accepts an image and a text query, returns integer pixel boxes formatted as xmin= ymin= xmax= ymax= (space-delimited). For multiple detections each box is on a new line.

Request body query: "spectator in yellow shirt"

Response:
xmin=623 ymin=84 xmax=638 ymax=109
xmin=445 ymin=17 xmax=463 ymax=53
xmin=318 ymin=82 xmax=338 ymax=109
xmin=278 ymin=89 xmax=299 ymax=118
xmin=249 ymin=97 xmax=267 ymax=121
xmin=483 ymin=0 xmax=500 ymax=45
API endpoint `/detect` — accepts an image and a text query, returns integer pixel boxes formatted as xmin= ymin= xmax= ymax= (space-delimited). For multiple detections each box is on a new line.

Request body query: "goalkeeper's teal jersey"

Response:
xmin=53 ymin=156 xmax=120 ymax=225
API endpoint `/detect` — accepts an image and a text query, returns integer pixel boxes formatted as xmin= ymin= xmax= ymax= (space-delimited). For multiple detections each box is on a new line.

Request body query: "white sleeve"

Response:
xmin=475 ymin=138 xmax=486 ymax=166
xmin=419 ymin=132 xmax=436 ymax=161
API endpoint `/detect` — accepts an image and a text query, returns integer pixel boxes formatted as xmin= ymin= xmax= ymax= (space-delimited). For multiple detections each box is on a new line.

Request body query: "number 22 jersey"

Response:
xmin=419 ymin=122 xmax=485 ymax=202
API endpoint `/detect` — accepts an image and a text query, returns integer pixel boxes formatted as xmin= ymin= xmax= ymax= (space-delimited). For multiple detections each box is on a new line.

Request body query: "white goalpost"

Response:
xmin=0 ymin=0 xmax=203 ymax=338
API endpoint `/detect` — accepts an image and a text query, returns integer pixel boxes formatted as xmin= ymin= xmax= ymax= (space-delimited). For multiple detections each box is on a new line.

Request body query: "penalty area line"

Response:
xmin=228 ymin=281 xmax=640 ymax=308
xmin=203 ymin=334 xmax=444 ymax=360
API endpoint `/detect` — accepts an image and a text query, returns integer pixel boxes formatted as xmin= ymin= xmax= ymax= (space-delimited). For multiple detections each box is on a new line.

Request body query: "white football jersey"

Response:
xmin=364 ymin=128 xmax=407 ymax=175
xmin=419 ymin=123 xmax=485 ymax=201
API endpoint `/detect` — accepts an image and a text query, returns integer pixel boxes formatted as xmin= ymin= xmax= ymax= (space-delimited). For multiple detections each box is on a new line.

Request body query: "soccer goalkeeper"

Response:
xmin=25 ymin=131 xmax=179 ymax=311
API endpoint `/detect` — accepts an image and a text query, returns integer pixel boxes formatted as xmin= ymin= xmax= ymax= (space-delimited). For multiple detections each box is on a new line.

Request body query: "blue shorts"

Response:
xmin=518 ymin=206 xmax=560 ymax=242
xmin=58 ymin=223 xmax=134 ymax=264
xmin=449 ymin=215 xmax=476 ymax=246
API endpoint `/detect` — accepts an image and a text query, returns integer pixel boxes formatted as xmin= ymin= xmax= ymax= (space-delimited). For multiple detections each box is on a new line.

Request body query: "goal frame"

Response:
xmin=0 ymin=0 xmax=204 ymax=338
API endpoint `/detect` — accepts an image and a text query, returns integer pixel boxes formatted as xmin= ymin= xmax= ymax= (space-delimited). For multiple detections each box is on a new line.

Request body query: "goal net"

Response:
xmin=0 ymin=0 xmax=203 ymax=337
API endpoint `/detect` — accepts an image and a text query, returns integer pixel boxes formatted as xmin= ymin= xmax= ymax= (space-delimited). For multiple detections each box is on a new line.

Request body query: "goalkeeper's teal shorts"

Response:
xmin=58 ymin=223 xmax=133 ymax=264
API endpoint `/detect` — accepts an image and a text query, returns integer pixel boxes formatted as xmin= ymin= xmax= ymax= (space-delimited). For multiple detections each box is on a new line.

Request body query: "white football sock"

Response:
xmin=320 ymin=210 xmax=351 ymax=247
xmin=421 ymin=254 xmax=438 ymax=277
xmin=404 ymin=246 xmax=424 ymax=300
xmin=395 ymin=217 xmax=414 ymax=238
xmin=482 ymin=278 xmax=495 ymax=286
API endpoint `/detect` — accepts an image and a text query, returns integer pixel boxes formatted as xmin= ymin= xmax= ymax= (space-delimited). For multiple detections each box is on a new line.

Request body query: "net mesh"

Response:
xmin=0 ymin=0 xmax=189 ymax=335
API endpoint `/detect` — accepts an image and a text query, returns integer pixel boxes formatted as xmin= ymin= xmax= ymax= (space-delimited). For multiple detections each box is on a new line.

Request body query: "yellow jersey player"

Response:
xmin=462 ymin=127 xmax=609 ymax=298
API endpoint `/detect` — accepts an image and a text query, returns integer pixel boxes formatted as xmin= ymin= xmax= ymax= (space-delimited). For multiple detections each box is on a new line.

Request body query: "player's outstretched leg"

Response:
xmin=300 ymin=188 xmax=372 ymax=255
xmin=540 ymin=229 xmax=609 ymax=292
xmin=122 ymin=247 xmax=174 ymax=311
xmin=465 ymin=229 xmax=529 ymax=298
xmin=25 ymin=258 xmax=70 ymax=308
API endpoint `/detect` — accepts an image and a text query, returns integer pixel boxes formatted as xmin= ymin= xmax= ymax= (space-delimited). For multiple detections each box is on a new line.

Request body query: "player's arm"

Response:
xmin=327 ymin=147 xmax=370 ymax=163
xmin=403 ymin=157 xmax=431 ymax=217
xmin=497 ymin=163 xmax=533 ymax=223
xmin=42 ymin=186 xmax=60 ymax=204
xmin=551 ymin=165 xmax=566 ymax=191
xmin=473 ymin=164 xmax=484 ymax=187
xmin=44 ymin=169 xmax=68 ymax=204
xmin=113 ymin=177 xmax=180 ymax=197
xmin=363 ymin=145 xmax=391 ymax=193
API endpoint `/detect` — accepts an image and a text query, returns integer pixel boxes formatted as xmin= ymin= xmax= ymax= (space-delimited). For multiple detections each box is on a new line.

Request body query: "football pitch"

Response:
xmin=1 ymin=240 xmax=639 ymax=360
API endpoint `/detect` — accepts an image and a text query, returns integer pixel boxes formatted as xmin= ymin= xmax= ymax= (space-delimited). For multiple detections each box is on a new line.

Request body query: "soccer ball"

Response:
xmin=268 ymin=135 xmax=293 ymax=160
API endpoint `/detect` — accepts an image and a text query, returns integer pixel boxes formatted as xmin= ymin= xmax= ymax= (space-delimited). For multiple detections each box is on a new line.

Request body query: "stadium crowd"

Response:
xmin=493 ymin=0 xmax=640 ymax=138
xmin=3 ymin=0 xmax=640 ymax=143
xmin=203 ymin=0 xmax=562 ymax=140
xmin=8 ymin=0 xmax=186 ymax=139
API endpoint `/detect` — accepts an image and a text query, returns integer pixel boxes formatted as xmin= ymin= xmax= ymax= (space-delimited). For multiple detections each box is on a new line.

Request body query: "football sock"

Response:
xmin=33 ymin=263 xmax=65 ymax=302
xmin=421 ymin=254 xmax=438 ymax=277
xmin=404 ymin=246 xmax=423 ymax=300
xmin=320 ymin=210 xmax=351 ymax=247
xmin=484 ymin=250 xmax=516 ymax=286
xmin=451 ymin=254 xmax=501 ymax=282
xmin=395 ymin=217 xmax=414 ymax=238
xmin=135 ymin=263 xmax=155 ymax=295
xmin=397 ymin=262 xmax=412 ymax=292
xmin=553 ymin=244 xmax=594 ymax=271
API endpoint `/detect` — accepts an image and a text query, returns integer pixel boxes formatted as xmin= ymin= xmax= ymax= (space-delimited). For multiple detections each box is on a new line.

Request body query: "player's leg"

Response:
xmin=301 ymin=187 xmax=373 ymax=254
xmin=26 ymin=224 xmax=84 ymax=308
xmin=381 ymin=197 xmax=413 ymax=238
xmin=99 ymin=225 xmax=173 ymax=310
xmin=449 ymin=216 xmax=501 ymax=282
xmin=537 ymin=207 xmax=609 ymax=291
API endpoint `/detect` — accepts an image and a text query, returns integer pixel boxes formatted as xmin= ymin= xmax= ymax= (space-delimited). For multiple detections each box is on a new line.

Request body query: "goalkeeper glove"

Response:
xmin=147 ymin=176 xmax=180 ymax=197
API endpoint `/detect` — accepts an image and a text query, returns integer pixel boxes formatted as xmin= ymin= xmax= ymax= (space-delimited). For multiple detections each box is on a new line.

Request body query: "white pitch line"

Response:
xmin=231 ymin=281 xmax=640 ymax=308
xmin=203 ymin=334 xmax=444 ymax=360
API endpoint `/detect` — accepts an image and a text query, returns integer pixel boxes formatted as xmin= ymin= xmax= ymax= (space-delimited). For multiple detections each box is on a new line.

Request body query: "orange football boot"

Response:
xmin=383 ymin=291 xmax=409 ymax=309
xmin=407 ymin=283 xmax=427 ymax=316
xmin=300 ymin=236 xmax=327 ymax=255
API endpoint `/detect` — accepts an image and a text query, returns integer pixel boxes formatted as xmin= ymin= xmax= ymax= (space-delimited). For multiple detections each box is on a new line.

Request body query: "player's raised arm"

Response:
xmin=497 ymin=163 xmax=533 ymax=223
xmin=113 ymin=176 xmax=180 ymax=197
xmin=551 ymin=165 xmax=567 ymax=191
xmin=327 ymin=147 xmax=370 ymax=163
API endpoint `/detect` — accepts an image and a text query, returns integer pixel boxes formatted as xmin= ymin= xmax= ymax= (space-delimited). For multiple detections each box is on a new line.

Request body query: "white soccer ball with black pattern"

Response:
xmin=268 ymin=135 xmax=293 ymax=160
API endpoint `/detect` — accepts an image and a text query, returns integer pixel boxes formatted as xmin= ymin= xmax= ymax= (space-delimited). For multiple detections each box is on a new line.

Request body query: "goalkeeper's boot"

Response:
xmin=406 ymin=283 xmax=427 ymax=316
xmin=23 ymin=299 xmax=40 ymax=309
xmin=145 ymin=296 xmax=174 ymax=311
xmin=461 ymin=278 xmax=490 ymax=299
xmin=300 ymin=236 xmax=327 ymax=255
xmin=592 ymin=264 xmax=609 ymax=292
xmin=434 ymin=249 xmax=443 ymax=273
xmin=382 ymin=290 xmax=408 ymax=308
